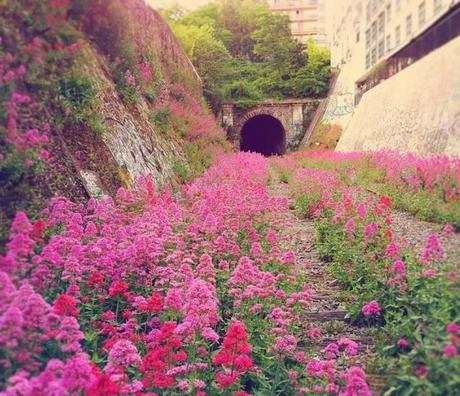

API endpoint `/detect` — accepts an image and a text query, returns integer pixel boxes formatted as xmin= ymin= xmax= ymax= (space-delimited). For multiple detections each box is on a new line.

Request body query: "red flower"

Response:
xmin=141 ymin=321 xmax=186 ymax=389
xmin=145 ymin=293 xmax=163 ymax=313
xmin=86 ymin=367 xmax=120 ymax=396
xmin=213 ymin=320 xmax=253 ymax=389
xmin=31 ymin=219 xmax=46 ymax=241
xmin=379 ymin=195 xmax=393 ymax=209
xmin=53 ymin=294 xmax=78 ymax=317
xmin=87 ymin=272 xmax=105 ymax=287
xmin=108 ymin=280 xmax=129 ymax=298
xmin=215 ymin=372 xmax=238 ymax=388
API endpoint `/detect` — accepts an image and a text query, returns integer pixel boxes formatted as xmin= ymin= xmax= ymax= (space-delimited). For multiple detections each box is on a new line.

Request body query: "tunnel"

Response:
xmin=240 ymin=114 xmax=286 ymax=156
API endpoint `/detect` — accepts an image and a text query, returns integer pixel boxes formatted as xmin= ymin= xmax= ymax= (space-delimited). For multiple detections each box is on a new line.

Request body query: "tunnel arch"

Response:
xmin=240 ymin=114 xmax=286 ymax=156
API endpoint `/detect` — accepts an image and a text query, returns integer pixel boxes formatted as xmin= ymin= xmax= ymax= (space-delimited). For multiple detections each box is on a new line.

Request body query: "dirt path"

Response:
xmin=270 ymin=176 xmax=386 ymax=394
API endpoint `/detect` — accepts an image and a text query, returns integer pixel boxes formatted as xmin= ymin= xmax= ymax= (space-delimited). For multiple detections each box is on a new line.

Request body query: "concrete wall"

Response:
xmin=336 ymin=36 xmax=460 ymax=156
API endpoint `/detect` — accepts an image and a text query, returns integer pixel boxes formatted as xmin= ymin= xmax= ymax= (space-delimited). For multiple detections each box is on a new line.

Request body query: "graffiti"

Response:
xmin=323 ymin=92 xmax=354 ymax=120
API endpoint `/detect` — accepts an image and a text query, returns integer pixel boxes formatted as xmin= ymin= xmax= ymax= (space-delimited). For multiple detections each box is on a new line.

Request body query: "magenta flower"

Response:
xmin=362 ymin=300 xmax=381 ymax=317
xmin=444 ymin=344 xmax=458 ymax=358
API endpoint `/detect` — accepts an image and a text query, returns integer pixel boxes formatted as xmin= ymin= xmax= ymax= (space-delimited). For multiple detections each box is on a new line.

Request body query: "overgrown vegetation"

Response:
xmin=0 ymin=0 xmax=229 ymax=246
xmin=161 ymin=0 xmax=331 ymax=111
xmin=274 ymin=150 xmax=460 ymax=395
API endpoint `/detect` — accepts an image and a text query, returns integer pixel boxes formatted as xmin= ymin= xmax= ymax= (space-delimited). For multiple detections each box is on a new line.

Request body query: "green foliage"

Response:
xmin=172 ymin=158 xmax=189 ymax=183
xmin=171 ymin=23 xmax=232 ymax=112
xmin=162 ymin=0 xmax=331 ymax=108
xmin=59 ymin=72 xmax=107 ymax=134
xmin=224 ymin=80 xmax=262 ymax=108
xmin=149 ymin=108 xmax=172 ymax=136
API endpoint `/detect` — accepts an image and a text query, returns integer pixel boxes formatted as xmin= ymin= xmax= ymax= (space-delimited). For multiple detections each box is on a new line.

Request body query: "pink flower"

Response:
xmin=415 ymin=366 xmax=427 ymax=377
xmin=447 ymin=322 xmax=460 ymax=335
xmin=421 ymin=234 xmax=444 ymax=262
xmin=444 ymin=344 xmax=458 ymax=357
xmin=306 ymin=359 xmax=335 ymax=380
xmin=106 ymin=339 xmax=141 ymax=370
xmin=340 ymin=366 xmax=371 ymax=396
xmin=364 ymin=222 xmax=378 ymax=237
xmin=397 ymin=338 xmax=409 ymax=348
xmin=194 ymin=379 xmax=206 ymax=389
xmin=442 ymin=224 xmax=454 ymax=235
xmin=357 ymin=203 xmax=368 ymax=219
xmin=324 ymin=342 xmax=339 ymax=359
xmin=362 ymin=300 xmax=381 ymax=317
xmin=174 ymin=279 xmax=219 ymax=338
xmin=177 ymin=379 xmax=189 ymax=391
xmin=306 ymin=328 xmax=321 ymax=339
xmin=57 ymin=317 xmax=84 ymax=353
xmin=281 ymin=250 xmax=296 ymax=265
xmin=337 ymin=337 xmax=358 ymax=356
xmin=273 ymin=334 xmax=297 ymax=354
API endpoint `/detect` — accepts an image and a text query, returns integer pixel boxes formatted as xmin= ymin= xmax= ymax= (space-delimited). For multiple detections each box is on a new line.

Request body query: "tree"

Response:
xmin=163 ymin=0 xmax=331 ymax=107
xmin=220 ymin=0 xmax=267 ymax=60
xmin=172 ymin=23 xmax=232 ymax=112
xmin=289 ymin=40 xmax=331 ymax=97
xmin=252 ymin=11 xmax=306 ymax=75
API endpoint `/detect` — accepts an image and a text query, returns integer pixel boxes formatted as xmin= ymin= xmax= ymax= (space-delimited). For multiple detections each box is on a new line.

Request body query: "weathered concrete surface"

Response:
xmin=336 ymin=36 xmax=460 ymax=156
xmin=222 ymin=99 xmax=320 ymax=150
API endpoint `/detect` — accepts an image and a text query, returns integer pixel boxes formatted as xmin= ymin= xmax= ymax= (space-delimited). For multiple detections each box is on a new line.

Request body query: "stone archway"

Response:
xmin=240 ymin=114 xmax=286 ymax=156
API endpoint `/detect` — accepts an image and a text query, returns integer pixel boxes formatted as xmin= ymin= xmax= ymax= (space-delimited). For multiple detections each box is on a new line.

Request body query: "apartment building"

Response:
xmin=326 ymin=0 xmax=459 ymax=125
xmin=363 ymin=0 xmax=456 ymax=70
xmin=267 ymin=0 xmax=329 ymax=47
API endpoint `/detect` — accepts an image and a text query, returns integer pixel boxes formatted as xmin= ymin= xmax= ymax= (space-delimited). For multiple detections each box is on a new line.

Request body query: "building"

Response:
xmin=325 ymin=0 xmax=460 ymax=128
xmin=363 ymin=0 xmax=455 ymax=70
xmin=357 ymin=0 xmax=459 ymax=100
xmin=267 ymin=0 xmax=329 ymax=47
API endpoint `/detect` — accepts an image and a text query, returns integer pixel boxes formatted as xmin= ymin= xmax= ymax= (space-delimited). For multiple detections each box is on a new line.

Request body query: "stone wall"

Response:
xmin=63 ymin=1 xmax=204 ymax=197
xmin=223 ymin=100 xmax=320 ymax=150
xmin=336 ymin=36 xmax=460 ymax=156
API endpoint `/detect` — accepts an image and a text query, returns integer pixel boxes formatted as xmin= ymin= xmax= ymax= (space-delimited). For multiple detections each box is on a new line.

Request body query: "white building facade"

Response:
xmin=325 ymin=0 xmax=459 ymax=128
xmin=267 ymin=0 xmax=329 ymax=47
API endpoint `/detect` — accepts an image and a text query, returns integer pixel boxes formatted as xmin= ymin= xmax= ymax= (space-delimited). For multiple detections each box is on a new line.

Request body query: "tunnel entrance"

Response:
xmin=240 ymin=114 xmax=286 ymax=156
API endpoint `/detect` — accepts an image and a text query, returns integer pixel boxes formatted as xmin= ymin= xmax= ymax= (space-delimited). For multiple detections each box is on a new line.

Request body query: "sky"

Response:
xmin=147 ymin=0 xmax=211 ymax=10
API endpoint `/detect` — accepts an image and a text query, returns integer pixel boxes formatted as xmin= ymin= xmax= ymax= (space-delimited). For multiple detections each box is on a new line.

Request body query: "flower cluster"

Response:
xmin=213 ymin=320 xmax=253 ymax=389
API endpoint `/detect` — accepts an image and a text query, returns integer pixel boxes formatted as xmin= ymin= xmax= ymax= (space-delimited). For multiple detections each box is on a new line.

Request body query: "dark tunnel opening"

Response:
xmin=240 ymin=114 xmax=286 ymax=156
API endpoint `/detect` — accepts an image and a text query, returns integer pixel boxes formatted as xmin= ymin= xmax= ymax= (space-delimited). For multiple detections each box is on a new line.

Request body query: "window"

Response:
xmin=371 ymin=47 xmax=377 ymax=64
xmin=406 ymin=14 xmax=412 ymax=36
xmin=433 ymin=0 xmax=442 ymax=13
xmin=366 ymin=52 xmax=371 ymax=69
xmin=419 ymin=2 xmax=426 ymax=26
xmin=356 ymin=31 xmax=360 ymax=43
xmin=378 ymin=39 xmax=385 ymax=58
xmin=371 ymin=21 xmax=377 ymax=42
xmin=386 ymin=34 xmax=391 ymax=52
xmin=378 ymin=12 xmax=385 ymax=36
xmin=386 ymin=4 xmax=391 ymax=23
xmin=395 ymin=25 xmax=401 ymax=46
xmin=365 ymin=29 xmax=371 ymax=48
